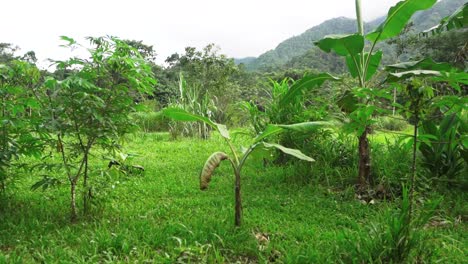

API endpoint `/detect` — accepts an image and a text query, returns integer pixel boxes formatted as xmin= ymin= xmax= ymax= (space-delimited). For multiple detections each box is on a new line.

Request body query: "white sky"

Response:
xmin=1 ymin=0 xmax=401 ymax=68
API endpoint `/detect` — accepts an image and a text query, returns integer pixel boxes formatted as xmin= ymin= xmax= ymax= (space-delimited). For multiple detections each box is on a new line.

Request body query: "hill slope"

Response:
xmin=238 ymin=0 xmax=465 ymax=72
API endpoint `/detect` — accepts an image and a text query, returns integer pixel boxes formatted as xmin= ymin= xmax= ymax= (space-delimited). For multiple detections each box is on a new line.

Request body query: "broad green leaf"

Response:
xmin=25 ymin=98 xmax=41 ymax=109
xmin=433 ymin=72 xmax=468 ymax=92
xmin=253 ymin=121 xmax=329 ymax=144
xmin=215 ymin=124 xmax=230 ymax=140
xmin=163 ymin=107 xmax=215 ymax=126
xmin=277 ymin=121 xmax=330 ymax=133
xmin=337 ymin=91 xmax=359 ymax=113
xmin=346 ymin=51 xmax=383 ymax=81
xmin=250 ymin=145 xmax=276 ymax=162
xmin=422 ymin=3 xmax=467 ymax=36
xmin=387 ymin=70 xmax=442 ymax=82
xmin=315 ymin=34 xmax=364 ymax=56
xmin=367 ymin=0 xmax=437 ymax=43
xmin=385 ymin=58 xmax=453 ymax=72
xmin=263 ymin=142 xmax=314 ymax=162
xmin=163 ymin=108 xmax=230 ymax=139
xmin=254 ymin=125 xmax=283 ymax=143
xmin=44 ymin=77 xmax=58 ymax=89
xmin=280 ymin=73 xmax=340 ymax=105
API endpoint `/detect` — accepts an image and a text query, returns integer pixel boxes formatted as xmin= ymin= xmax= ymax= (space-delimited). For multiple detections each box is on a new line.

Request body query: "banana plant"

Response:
xmin=163 ymin=107 xmax=326 ymax=226
xmin=314 ymin=0 xmax=438 ymax=186
xmin=422 ymin=2 xmax=467 ymax=36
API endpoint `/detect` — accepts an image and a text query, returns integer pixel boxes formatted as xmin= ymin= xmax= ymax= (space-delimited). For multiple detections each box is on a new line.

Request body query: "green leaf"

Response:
xmin=277 ymin=121 xmax=330 ymax=133
xmin=44 ymin=77 xmax=58 ymax=89
xmin=433 ymin=72 xmax=468 ymax=92
xmin=215 ymin=124 xmax=230 ymax=140
xmin=254 ymin=125 xmax=284 ymax=143
xmin=315 ymin=34 xmax=364 ymax=56
xmin=25 ymin=98 xmax=41 ymax=109
xmin=280 ymin=73 xmax=340 ymax=105
xmin=162 ymin=108 xmax=230 ymax=139
xmin=385 ymin=58 xmax=453 ymax=72
xmin=422 ymin=3 xmax=468 ymax=36
xmin=367 ymin=0 xmax=437 ymax=43
xmin=262 ymin=142 xmax=314 ymax=162
xmin=346 ymin=51 xmax=382 ymax=81
xmin=337 ymin=91 xmax=359 ymax=113
xmin=387 ymin=70 xmax=442 ymax=82
xmin=163 ymin=107 xmax=215 ymax=126
xmin=59 ymin=36 xmax=77 ymax=46
xmin=253 ymin=121 xmax=330 ymax=144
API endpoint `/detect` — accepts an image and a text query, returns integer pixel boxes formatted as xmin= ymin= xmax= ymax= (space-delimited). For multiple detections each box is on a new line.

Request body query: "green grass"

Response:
xmin=0 ymin=132 xmax=466 ymax=263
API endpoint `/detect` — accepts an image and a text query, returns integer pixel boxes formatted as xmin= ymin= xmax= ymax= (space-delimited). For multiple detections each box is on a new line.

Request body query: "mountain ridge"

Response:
xmin=236 ymin=0 xmax=465 ymax=72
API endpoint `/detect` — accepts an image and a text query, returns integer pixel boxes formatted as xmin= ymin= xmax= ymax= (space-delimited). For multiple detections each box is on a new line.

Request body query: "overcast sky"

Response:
xmin=1 ymin=0 xmax=401 ymax=67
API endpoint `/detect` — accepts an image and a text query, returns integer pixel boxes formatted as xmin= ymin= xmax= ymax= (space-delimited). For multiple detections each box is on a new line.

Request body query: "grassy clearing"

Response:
xmin=0 ymin=132 xmax=466 ymax=263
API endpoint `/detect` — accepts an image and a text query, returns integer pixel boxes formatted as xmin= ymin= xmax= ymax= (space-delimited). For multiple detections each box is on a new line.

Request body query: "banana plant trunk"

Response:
xmin=358 ymin=126 xmax=371 ymax=186
xmin=234 ymin=169 xmax=242 ymax=227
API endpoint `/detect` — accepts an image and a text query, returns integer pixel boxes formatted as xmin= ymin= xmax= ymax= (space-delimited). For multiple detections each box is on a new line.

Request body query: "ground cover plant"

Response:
xmin=0 ymin=133 xmax=466 ymax=263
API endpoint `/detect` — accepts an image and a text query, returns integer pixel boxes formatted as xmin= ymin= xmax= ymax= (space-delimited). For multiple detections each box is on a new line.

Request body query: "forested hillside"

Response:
xmin=239 ymin=0 xmax=466 ymax=72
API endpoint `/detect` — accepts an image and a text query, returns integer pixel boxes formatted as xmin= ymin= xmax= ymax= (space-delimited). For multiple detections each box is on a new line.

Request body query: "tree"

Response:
xmin=165 ymin=44 xmax=239 ymax=123
xmin=42 ymin=36 xmax=156 ymax=221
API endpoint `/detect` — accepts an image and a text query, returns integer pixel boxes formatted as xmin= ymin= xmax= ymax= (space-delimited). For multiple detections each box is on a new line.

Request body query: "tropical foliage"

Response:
xmin=0 ymin=0 xmax=466 ymax=262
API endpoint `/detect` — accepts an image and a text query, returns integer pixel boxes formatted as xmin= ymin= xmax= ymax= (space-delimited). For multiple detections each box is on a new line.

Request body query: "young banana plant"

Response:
xmin=163 ymin=107 xmax=326 ymax=226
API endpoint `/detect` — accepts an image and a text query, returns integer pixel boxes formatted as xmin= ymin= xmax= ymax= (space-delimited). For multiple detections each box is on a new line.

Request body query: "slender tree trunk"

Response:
xmin=408 ymin=115 xmax=419 ymax=222
xmin=83 ymin=154 xmax=89 ymax=215
xmin=234 ymin=170 xmax=242 ymax=227
xmin=1 ymin=96 xmax=6 ymax=192
xmin=70 ymin=181 xmax=78 ymax=222
xmin=358 ymin=126 xmax=371 ymax=186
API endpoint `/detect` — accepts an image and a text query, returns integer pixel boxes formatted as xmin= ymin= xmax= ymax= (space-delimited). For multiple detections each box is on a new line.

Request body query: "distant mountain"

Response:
xmin=411 ymin=0 xmax=466 ymax=31
xmin=240 ymin=17 xmax=359 ymax=71
xmin=237 ymin=0 xmax=465 ymax=73
xmin=234 ymin=57 xmax=256 ymax=65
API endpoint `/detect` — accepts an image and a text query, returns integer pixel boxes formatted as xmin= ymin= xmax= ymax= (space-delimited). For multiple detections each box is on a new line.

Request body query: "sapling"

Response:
xmin=43 ymin=36 xmax=155 ymax=221
xmin=163 ymin=107 xmax=326 ymax=226
xmin=385 ymin=58 xmax=467 ymax=220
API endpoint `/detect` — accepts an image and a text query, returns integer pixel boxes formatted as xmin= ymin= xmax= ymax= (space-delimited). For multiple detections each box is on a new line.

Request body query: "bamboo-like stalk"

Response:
xmin=355 ymin=0 xmax=364 ymax=36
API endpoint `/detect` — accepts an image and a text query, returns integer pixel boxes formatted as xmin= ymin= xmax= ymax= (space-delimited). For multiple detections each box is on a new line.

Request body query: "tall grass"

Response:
xmin=168 ymin=73 xmax=217 ymax=139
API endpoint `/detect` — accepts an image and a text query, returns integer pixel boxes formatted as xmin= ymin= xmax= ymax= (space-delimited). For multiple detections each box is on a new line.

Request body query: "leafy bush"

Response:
xmin=420 ymin=113 xmax=467 ymax=184
xmin=0 ymin=60 xmax=44 ymax=193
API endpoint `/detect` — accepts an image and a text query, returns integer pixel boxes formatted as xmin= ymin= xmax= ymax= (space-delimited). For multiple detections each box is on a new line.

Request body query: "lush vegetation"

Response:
xmin=0 ymin=0 xmax=467 ymax=263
